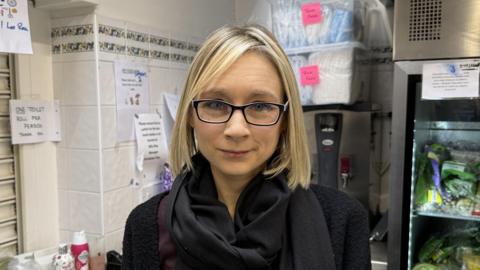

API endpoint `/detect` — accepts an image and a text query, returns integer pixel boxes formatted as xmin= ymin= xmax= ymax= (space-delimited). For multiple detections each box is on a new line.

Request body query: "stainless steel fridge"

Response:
xmin=390 ymin=1 xmax=480 ymax=269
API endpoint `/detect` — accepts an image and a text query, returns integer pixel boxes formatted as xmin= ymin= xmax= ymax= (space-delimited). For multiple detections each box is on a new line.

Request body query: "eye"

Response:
xmin=203 ymin=100 xmax=228 ymax=110
xmin=250 ymin=103 xmax=275 ymax=112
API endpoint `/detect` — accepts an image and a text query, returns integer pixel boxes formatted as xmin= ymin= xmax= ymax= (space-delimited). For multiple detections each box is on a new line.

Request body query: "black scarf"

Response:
xmin=165 ymin=154 xmax=336 ymax=270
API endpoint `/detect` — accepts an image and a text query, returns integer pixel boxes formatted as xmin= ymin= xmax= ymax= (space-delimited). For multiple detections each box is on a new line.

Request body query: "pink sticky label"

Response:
xmin=301 ymin=2 xmax=323 ymax=25
xmin=300 ymin=65 xmax=320 ymax=86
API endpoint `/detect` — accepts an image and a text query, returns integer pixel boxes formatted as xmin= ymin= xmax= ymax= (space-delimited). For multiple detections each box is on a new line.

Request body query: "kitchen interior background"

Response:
xmin=7 ymin=0 xmax=394 ymax=258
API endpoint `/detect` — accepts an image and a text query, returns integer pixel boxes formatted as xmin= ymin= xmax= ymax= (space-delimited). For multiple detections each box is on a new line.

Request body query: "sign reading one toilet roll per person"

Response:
xmin=0 ymin=0 xmax=33 ymax=54
xmin=9 ymin=100 xmax=61 ymax=144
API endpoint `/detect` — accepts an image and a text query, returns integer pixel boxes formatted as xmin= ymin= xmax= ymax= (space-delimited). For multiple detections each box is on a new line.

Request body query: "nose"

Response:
xmin=224 ymin=109 xmax=250 ymax=139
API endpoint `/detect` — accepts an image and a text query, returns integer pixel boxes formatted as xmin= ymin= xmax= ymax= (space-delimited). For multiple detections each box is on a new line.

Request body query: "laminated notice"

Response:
xmin=422 ymin=61 xmax=480 ymax=99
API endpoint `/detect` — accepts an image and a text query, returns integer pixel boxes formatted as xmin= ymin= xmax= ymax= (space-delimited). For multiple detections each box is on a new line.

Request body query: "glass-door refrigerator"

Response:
xmin=391 ymin=60 xmax=480 ymax=270
xmin=390 ymin=1 xmax=480 ymax=269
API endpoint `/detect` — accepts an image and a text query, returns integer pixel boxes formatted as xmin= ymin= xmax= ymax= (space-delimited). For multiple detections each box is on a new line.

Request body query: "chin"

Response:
xmin=215 ymin=162 xmax=263 ymax=178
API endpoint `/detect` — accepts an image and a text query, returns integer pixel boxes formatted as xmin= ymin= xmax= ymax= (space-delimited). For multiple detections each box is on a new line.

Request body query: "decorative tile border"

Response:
xmin=150 ymin=50 xmax=169 ymax=61
xmin=370 ymin=46 xmax=393 ymax=64
xmin=187 ymin=43 xmax=200 ymax=52
xmin=99 ymin=42 xmax=126 ymax=54
xmin=52 ymin=44 xmax=61 ymax=54
xmin=170 ymin=53 xmax=192 ymax=64
xmin=61 ymin=42 xmax=95 ymax=53
xmin=127 ymin=46 xmax=149 ymax=58
xmin=51 ymin=22 xmax=200 ymax=62
xmin=170 ymin=39 xmax=187 ymax=50
xmin=150 ymin=35 xmax=169 ymax=47
xmin=51 ymin=24 xmax=94 ymax=38
xmin=98 ymin=24 xmax=125 ymax=38
xmin=127 ymin=30 xmax=148 ymax=43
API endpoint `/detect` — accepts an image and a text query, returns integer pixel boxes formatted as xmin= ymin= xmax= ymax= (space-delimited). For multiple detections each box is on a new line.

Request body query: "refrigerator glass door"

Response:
xmin=407 ymin=79 xmax=480 ymax=270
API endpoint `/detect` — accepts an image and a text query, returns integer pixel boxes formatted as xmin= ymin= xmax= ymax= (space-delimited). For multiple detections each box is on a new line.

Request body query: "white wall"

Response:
xmin=15 ymin=5 xmax=59 ymax=252
xmin=96 ymin=0 xmax=235 ymax=38
xmin=235 ymin=0 xmax=271 ymax=28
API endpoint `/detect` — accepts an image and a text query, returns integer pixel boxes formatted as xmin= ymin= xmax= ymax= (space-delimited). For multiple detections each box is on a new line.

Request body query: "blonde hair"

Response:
xmin=169 ymin=25 xmax=311 ymax=190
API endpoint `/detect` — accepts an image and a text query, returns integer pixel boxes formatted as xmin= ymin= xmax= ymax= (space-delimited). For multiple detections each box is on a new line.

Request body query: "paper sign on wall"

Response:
xmin=422 ymin=61 xmax=480 ymax=99
xmin=162 ymin=93 xmax=180 ymax=148
xmin=301 ymin=2 xmax=323 ymax=25
xmin=115 ymin=60 xmax=150 ymax=142
xmin=0 ymin=0 xmax=33 ymax=54
xmin=134 ymin=113 xmax=167 ymax=172
xmin=300 ymin=65 xmax=320 ymax=86
xmin=9 ymin=100 xmax=61 ymax=144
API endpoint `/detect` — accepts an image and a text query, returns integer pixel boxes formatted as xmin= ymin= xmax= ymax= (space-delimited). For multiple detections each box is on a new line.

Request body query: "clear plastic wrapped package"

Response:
xmin=305 ymin=42 xmax=370 ymax=105
xmin=271 ymin=0 xmax=366 ymax=49
xmin=288 ymin=55 xmax=313 ymax=105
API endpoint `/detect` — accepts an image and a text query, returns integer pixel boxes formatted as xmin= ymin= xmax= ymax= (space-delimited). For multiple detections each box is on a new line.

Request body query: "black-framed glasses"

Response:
xmin=192 ymin=99 xmax=289 ymax=126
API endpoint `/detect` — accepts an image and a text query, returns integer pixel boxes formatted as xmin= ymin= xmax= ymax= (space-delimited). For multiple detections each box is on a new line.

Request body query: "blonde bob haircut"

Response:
xmin=169 ymin=25 xmax=311 ymax=190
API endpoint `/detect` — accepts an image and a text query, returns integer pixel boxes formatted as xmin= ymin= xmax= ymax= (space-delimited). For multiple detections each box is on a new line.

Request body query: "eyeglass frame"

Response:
xmin=191 ymin=99 xmax=289 ymax=126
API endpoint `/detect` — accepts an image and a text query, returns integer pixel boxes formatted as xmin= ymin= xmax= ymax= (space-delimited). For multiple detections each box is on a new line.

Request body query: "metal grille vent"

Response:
xmin=409 ymin=0 xmax=442 ymax=41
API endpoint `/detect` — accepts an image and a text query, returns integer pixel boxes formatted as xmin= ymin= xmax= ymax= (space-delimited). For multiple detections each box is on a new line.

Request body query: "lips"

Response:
xmin=220 ymin=149 xmax=250 ymax=158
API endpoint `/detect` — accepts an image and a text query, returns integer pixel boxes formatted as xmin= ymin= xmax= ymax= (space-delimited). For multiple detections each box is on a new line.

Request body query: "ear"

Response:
xmin=279 ymin=113 xmax=288 ymax=132
xmin=188 ymin=108 xmax=196 ymax=128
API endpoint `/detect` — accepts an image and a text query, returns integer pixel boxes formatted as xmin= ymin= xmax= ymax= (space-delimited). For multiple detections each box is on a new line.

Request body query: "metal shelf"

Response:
xmin=414 ymin=210 xmax=480 ymax=222
xmin=414 ymin=121 xmax=480 ymax=131
xmin=284 ymin=41 xmax=366 ymax=55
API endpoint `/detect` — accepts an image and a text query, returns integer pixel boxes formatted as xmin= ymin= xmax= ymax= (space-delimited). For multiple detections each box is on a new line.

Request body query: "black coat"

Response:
xmin=121 ymin=184 xmax=372 ymax=270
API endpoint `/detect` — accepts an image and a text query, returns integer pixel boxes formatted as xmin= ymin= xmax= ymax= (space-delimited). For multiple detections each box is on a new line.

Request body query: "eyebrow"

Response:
xmin=200 ymin=88 xmax=282 ymax=102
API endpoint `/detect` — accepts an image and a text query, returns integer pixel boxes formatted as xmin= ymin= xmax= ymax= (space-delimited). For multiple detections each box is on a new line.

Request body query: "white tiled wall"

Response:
xmin=100 ymin=106 xmax=117 ymax=149
xmin=149 ymin=67 xmax=171 ymax=104
xmin=67 ymin=149 xmax=101 ymax=193
xmin=102 ymin=146 xmax=136 ymax=192
xmin=104 ymin=229 xmax=125 ymax=254
xmin=99 ymin=61 xmax=116 ymax=105
xmin=64 ymin=106 xmax=99 ymax=149
xmin=103 ymin=187 xmax=135 ymax=233
xmin=68 ymin=191 xmax=102 ymax=234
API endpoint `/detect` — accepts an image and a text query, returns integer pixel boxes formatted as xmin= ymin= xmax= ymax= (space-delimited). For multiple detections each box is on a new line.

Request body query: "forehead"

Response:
xmin=199 ymin=52 xmax=284 ymax=102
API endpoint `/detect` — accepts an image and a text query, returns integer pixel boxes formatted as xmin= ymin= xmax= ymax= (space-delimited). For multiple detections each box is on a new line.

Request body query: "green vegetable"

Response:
xmin=431 ymin=246 xmax=454 ymax=263
xmin=419 ymin=237 xmax=445 ymax=263
xmin=444 ymin=179 xmax=476 ymax=199
xmin=412 ymin=263 xmax=440 ymax=270
xmin=442 ymin=169 xmax=477 ymax=183
xmin=415 ymin=153 xmax=434 ymax=206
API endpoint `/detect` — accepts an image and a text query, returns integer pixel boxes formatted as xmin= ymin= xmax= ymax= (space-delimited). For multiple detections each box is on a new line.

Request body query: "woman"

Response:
xmin=122 ymin=25 xmax=371 ymax=270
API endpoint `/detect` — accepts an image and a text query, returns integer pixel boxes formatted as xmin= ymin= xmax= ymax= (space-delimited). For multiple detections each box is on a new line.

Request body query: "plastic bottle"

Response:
xmin=52 ymin=243 xmax=75 ymax=270
xmin=71 ymin=231 xmax=90 ymax=270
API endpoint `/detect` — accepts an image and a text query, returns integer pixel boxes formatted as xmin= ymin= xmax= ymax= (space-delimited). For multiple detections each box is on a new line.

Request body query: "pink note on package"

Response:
xmin=301 ymin=2 xmax=323 ymax=25
xmin=300 ymin=65 xmax=320 ymax=86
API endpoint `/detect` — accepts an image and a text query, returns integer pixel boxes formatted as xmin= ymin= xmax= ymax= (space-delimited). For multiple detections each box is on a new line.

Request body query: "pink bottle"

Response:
xmin=71 ymin=231 xmax=90 ymax=270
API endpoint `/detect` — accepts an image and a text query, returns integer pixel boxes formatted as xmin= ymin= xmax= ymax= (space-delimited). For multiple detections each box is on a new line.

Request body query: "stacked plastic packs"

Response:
xmin=271 ymin=0 xmax=360 ymax=49
xmin=307 ymin=43 xmax=369 ymax=105
xmin=270 ymin=0 xmax=374 ymax=105
xmin=289 ymin=55 xmax=313 ymax=105
xmin=272 ymin=0 xmax=308 ymax=48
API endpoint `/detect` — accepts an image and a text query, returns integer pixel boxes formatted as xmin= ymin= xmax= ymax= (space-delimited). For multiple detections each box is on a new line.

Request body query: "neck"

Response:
xmin=210 ymin=167 xmax=259 ymax=219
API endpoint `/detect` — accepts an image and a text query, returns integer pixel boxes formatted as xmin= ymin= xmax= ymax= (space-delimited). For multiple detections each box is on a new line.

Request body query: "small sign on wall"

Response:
xmin=115 ymin=60 xmax=150 ymax=142
xmin=9 ymin=100 xmax=61 ymax=144
xmin=134 ymin=113 xmax=168 ymax=172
